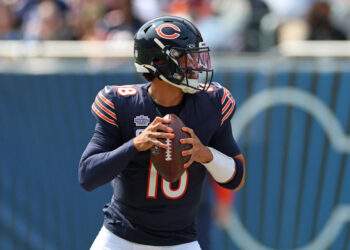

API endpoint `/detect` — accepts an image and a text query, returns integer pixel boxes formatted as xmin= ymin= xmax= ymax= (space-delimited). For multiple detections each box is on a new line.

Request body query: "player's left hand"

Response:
xmin=180 ymin=127 xmax=213 ymax=168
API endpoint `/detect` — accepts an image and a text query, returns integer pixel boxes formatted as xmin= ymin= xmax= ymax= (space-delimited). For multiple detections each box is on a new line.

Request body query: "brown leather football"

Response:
xmin=150 ymin=114 xmax=192 ymax=182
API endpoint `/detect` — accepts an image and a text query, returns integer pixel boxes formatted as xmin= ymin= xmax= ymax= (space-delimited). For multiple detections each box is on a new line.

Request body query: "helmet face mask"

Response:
xmin=134 ymin=16 xmax=213 ymax=93
xmin=175 ymin=43 xmax=213 ymax=92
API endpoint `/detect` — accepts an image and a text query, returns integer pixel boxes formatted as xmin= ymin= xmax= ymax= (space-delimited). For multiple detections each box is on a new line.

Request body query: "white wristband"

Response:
xmin=202 ymin=147 xmax=236 ymax=183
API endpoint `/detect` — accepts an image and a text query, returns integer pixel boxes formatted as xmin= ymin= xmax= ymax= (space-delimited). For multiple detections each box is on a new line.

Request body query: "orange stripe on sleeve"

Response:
xmin=221 ymin=88 xmax=228 ymax=104
xmin=92 ymin=104 xmax=117 ymax=126
xmin=95 ymin=98 xmax=117 ymax=119
xmin=221 ymin=99 xmax=232 ymax=114
xmin=221 ymin=102 xmax=235 ymax=125
xmin=98 ymin=92 xmax=115 ymax=109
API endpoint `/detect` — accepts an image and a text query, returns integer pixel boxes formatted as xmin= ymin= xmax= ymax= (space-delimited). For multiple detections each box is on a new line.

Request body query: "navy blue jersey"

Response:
xmin=79 ymin=82 xmax=244 ymax=246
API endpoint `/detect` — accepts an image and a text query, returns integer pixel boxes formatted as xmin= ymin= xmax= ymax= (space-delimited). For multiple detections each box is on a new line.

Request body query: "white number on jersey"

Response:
xmin=146 ymin=162 xmax=188 ymax=199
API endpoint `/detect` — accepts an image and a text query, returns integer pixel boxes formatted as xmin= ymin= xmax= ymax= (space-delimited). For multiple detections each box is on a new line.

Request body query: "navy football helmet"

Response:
xmin=134 ymin=16 xmax=213 ymax=94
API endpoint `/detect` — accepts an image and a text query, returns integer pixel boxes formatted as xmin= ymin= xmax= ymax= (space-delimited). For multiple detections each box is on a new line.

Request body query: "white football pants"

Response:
xmin=90 ymin=225 xmax=202 ymax=250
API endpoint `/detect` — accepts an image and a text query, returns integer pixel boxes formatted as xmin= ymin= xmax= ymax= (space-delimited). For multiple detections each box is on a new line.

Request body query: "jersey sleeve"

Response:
xmin=91 ymin=86 xmax=118 ymax=127
xmin=79 ymin=121 xmax=138 ymax=192
xmin=208 ymin=82 xmax=239 ymax=155
xmin=79 ymin=86 xmax=139 ymax=191
xmin=209 ymin=117 xmax=245 ymax=191
xmin=208 ymin=83 xmax=245 ymax=190
xmin=220 ymin=86 xmax=236 ymax=126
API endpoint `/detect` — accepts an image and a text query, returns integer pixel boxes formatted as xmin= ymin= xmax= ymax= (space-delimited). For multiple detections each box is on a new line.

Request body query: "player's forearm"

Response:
xmin=203 ymin=148 xmax=245 ymax=190
xmin=79 ymin=139 xmax=138 ymax=191
xmin=203 ymin=147 xmax=236 ymax=183
xmin=216 ymin=154 xmax=245 ymax=191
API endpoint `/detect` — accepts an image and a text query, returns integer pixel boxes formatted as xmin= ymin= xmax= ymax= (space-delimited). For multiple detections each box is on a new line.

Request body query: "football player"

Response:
xmin=79 ymin=16 xmax=245 ymax=250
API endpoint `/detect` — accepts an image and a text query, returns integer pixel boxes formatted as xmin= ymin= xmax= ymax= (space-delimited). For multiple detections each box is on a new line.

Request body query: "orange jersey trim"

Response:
xmin=92 ymin=104 xmax=117 ymax=126
xmin=221 ymin=88 xmax=228 ymax=104
xmin=95 ymin=98 xmax=117 ymax=119
xmin=222 ymin=99 xmax=232 ymax=114
xmin=98 ymin=92 xmax=115 ymax=109
xmin=221 ymin=101 xmax=235 ymax=125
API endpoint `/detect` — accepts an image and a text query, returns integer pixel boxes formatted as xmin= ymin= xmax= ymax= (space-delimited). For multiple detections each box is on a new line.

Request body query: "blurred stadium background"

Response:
xmin=1 ymin=0 xmax=350 ymax=250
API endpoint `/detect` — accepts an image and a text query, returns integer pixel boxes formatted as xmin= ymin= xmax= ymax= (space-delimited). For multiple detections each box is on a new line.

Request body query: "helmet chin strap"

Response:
xmin=135 ymin=63 xmax=199 ymax=94
xmin=159 ymin=74 xmax=198 ymax=94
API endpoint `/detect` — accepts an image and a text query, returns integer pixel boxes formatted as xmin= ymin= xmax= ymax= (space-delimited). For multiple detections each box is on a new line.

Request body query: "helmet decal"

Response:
xmin=156 ymin=23 xmax=181 ymax=39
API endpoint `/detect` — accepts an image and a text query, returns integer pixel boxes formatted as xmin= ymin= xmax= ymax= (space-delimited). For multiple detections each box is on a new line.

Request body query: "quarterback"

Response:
xmin=79 ymin=16 xmax=245 ymax=250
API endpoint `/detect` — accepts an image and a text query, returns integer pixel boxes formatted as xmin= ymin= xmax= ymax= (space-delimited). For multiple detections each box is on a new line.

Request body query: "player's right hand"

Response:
xmin=133 ymin=116 xmax=174 ymax=151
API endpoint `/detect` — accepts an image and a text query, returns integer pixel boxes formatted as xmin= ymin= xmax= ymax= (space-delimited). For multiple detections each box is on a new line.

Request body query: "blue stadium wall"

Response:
xmin=0 ymin=60 xmax=350 ymax=250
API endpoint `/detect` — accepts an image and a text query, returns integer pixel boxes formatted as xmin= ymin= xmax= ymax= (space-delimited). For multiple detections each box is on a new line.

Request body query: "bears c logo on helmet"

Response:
xmin=156 ymin=24 xmax=181 ymax=39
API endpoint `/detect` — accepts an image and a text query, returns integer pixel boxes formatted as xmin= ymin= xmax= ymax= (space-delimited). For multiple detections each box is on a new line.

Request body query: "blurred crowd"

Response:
xmin=0 ymin=0 xmax=350 ymax=52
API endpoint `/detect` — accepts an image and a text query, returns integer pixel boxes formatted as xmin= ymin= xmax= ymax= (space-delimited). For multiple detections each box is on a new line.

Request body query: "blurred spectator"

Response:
xmin=0 ymin=2 xmax=21 ymax=39
xmin=244 ymin=0 xmax=270 ymax=51
xmin=132 ymin=0 xmax=162 ymax=23
xmin=306 ymin=1 xmax=347 ymax=40
xmin=97 ymin=0 xmax=142 ymax=41
xmin=332 ymin=0 xmax=350 ymax=39
xmin=164 ymin=0 xmax=249 ymax=52
xmin=0 ymin=0 xmax=349 ymax=49
xmin=69 ymin=0 xmax=105 ymax=40
xmin=263 ymin=0 xmax=313 ymax=20
xmin=22 ymin=0 xmax=74 ymax=40
xmin=199 ymin=0 xmax=250 ymax=52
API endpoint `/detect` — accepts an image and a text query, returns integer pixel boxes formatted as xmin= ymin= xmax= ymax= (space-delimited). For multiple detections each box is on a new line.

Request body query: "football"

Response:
xmin=150 ymin=114 xmax=192 ymax=182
